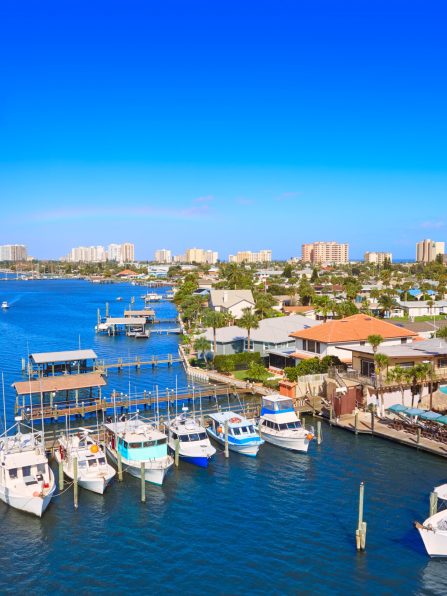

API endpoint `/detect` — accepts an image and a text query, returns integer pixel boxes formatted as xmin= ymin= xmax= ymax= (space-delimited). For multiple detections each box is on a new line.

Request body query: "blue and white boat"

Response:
xmin=104 ymin=415 xmax=173 ymax=486
xmin=259 ymin=395 xmax=314 ymax=453
xmin=168 ymin=409 xmax=216 ymax=468
xmin=206 ymin=411 xmax=263 ymax=457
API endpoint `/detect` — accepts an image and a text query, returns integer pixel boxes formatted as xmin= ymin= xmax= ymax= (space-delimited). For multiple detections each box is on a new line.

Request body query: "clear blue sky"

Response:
xmin=0 ymin=0 xmax=446 ymax=260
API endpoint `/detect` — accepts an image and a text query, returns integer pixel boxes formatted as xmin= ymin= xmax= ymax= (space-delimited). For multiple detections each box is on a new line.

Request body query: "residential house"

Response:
xmin=289 ymin=314 xmax=418 ymax=363
xmin=209 ymin=289 xmax=255 ymax=319
xmin=396 ymin=300 xmax=447 ymax=319
xmin=203 ymin=315 xmax=320 ymax=357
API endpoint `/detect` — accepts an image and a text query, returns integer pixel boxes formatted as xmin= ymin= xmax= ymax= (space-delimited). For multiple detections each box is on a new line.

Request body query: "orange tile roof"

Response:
xmin=283 ymin=306 xmax=315 ymax=313
xmin=289 ymin=314 xmax=417 ymax=343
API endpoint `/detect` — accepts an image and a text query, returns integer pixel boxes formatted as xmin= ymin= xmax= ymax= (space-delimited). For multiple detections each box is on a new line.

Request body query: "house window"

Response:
xmin=438 ymin=358 xmax=447 ymax=368
xmin=361 ymin=359 xmax=375 ymax=377
xmin=304 ymin=340 xmax=321 ymax=354
xmin=401 ymin=338 xmax=408 ymax=344
xmin=399 ymin=362 xmax=415 ymax=369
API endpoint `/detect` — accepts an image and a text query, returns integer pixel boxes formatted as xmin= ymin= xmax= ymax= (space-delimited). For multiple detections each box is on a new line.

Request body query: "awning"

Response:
xmin=419 ymin=411 xmax=442 ymax=421
xmin=436 ymin=415 xmax=447 ymax=425
xmin=405 ymin=407 xmax=426 ymax=417
xmin=386 ymin=404 xmax=408 ymax=413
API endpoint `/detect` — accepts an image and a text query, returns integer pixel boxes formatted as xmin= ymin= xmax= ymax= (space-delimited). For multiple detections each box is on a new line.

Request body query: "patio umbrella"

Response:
xmin=386 ymin=404 xmax=409 ymax=413
xmin=404 ymin=408 xmax=426 ymax=417
xmin=419 ymin=410 xmax=442 ymax=421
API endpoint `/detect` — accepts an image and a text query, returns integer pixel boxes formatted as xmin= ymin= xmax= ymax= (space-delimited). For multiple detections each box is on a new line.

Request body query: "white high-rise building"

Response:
xmin=154 ymin=249 xmax=172 ymax=263
xmin=301 ymin=242 xmax=349 ymax=264
xmin=416 ymin=239 xmax=445 ymax=263
xmin=63 ymin=242 xmax=135 ymax=263
xmin=364 ymin=252 xmax=392 ymax=265
xmin=228 ymin=250 xmax=272 ymax=264
xmin=184 ymin=248 xmax=218 ymax=264
xmin=120 ymin=243 xmax=135 ymax=263
xmin=0 ymin=244 xmax=28 ymax=261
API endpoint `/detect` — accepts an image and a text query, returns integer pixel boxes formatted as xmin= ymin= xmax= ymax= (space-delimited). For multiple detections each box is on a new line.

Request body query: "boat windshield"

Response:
xmin=277 ymin=400 xmax=294 ymax=411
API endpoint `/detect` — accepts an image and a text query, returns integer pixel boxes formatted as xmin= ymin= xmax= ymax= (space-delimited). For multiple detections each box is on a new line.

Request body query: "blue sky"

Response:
xmin=0 ymin=0 xmax=446 ymax=260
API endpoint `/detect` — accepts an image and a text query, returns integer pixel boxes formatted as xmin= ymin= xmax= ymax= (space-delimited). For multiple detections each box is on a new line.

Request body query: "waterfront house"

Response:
xmin=396 ymin=300 xmax=447 ymax=319
xmin=203 ymin=315 xmax=319 ymax=356
xmin=289 ymin=314 xmax=418 ymax=363
xmin=209 ymin=289 xmax=255 ymax=319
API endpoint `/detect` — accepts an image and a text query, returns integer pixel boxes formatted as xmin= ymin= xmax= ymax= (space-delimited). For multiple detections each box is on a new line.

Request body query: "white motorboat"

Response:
xmin=259 ymin=395 xmax=314 ymax=453
xmin=207 ymin=411 xmax=264 ymax=457
xmin=168 ymin=408 xmax=216 ymax=468
xmin=416 ymin=483 xmax=447 ymax=557
xmin=54 ymin=428 xmax=115 ymax=494
xmin=0 ymin=425 xmax=55 ymax=517
xmin=142 ymin=293 xmax=162 ymax=302
xmin=104 ymin=415 xmax=173 ymax=486
xmin=1 ymin=301 xmax=8 ymax=309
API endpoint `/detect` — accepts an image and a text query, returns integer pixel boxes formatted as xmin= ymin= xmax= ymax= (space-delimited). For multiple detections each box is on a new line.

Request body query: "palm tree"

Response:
xmin=367 ymin=334 xmax=383 ymax=356
xmin=254 ymin=292 xmax=275 ymax=319
xmin=437 ymin=326 xmax=447 ymax=340
xmin=313 ymin=295 xmax=335 ymax=322
xmin=203 ymin=309 xmax=229 ymax=356
xmin=378 ymin=294 xmax=395 ymax=318
xmin=374 ymin=353 xmax=390 ymax=415
xmin=386 ymin=366 xmax=407 ymax=404
xmin=194 ymin=337 xmax=211 ymax=366
xmin=414 ymin=362 xmax=432 ymax=408
xmin=238 ymin=308 xmax=260 ymax=353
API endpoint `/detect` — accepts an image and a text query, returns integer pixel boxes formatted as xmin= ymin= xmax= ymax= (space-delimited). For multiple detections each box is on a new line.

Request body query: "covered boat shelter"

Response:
xmin=29 ymin=349 xmax=98 ymax=377
xmin=13 ymin=372 xmax=107 ymax=421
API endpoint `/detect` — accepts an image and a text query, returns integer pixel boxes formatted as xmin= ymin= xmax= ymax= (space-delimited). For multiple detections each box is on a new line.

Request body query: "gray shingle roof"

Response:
xmin=209 ymin=289 xmax=255 ymax=309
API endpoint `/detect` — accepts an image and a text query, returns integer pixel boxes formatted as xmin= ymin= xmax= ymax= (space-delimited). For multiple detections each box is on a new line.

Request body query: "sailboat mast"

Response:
xmin=1 ymin=372 xmax=6 ymax=432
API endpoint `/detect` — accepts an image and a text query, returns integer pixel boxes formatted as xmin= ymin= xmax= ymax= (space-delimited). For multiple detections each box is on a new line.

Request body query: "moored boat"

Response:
xmin=168 ymin=408 xmax=216 ymax=468
xmin=1 ymin=301 xmax=8 ymax=309
xmin=206 ymin=411 xmax=263 ymax=457
xmin=54 ymin=428 xmax=115 ymax=494
xmin=0 ymin=425 xmax=55 ymax=517
xmin=104 ymin=415 xmax=173 ymax=485
xmin=259 ymin=395 xmax=314 ymax=453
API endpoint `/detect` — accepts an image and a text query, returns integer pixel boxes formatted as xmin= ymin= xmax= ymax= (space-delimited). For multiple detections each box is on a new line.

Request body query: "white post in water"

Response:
xmin=317 ymin=420 xmax=322 ymax=445
xmin=224 ymin=420 xmax=229 ymax=458
xmin=356 ymin=481 xmax=367 ymax=551
xmin=58 ymin=459 xmax=64 ymax=490
xmin=117 ymin=451 xmax=123 ymax=481
xmin=140 ymin=462 xmax=146 ymax=503
xmin=174 ymin=438 xmax=180 ymax=467
xmin=73 ymin=457 xmax=78 ymax=509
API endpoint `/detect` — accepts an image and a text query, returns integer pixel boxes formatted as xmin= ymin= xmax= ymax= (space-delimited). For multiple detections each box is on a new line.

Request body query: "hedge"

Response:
xmin=213 ymin=352 xmax=262 ymax=373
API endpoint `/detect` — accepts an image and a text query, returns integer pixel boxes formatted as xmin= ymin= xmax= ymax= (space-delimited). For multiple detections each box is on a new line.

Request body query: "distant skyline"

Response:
xmin=1 ymin=1 xmax=446 ymax=260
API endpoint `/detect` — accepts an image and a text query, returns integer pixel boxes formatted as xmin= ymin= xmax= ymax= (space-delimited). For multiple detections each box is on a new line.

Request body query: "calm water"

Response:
xmin=0 ymin=279 xmax=446 ymax=595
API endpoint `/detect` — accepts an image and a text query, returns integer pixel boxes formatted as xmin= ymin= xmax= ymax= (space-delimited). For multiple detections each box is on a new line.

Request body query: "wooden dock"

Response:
xmin=95 ymin=353 xmax=182 ymax=372
xmin=329 ymin=412 xmax=447 ymax=459
xmin=20 ymin=383 xmax=260 ymax=422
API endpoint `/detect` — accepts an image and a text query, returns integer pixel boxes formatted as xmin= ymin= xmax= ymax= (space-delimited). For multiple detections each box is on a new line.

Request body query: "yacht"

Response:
xmin=416 ymin=483 xmax=447 ymax=557
xmin=54 ymin=428 xmax=115 ymax=494
xmin=104 ymin=415 xmax=173 ymax=485
xmin=0 ymin=425 xmax=56 ymax=517
xmin=168 ymin=408 xmax=216 ymax=468
xmin=1 ymin=301 xmax=8 ymax=309
xmin=142 ymin=293 xmax=162 ymax=302
xmin=259 ymin=395 xmax=314 ymax=452
xmin=207 ymin=411 xmax=263 ymax=457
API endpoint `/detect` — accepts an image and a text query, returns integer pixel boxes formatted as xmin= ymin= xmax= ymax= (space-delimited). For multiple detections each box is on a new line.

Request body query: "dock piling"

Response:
xmin=354 ymin=412 xmax=359 ymax=435
xmin=224 ymin=420 xmax=229 ymax=458
xmin=417 ymin=427 xmax=421 ymax=444
xmin=58 ymin=459 xmax=64 ymax=490
xmin=140 ymin=462 xmax=146 ymax=503
xmin=430 ymin=491 xmax=438 ymax=518
xmin=174 ymin=438 xmax=180 ymax=467
xmin=302 ymin=415 xmax=306 ymax=429
xmin=117 ymin=452 xmax=123 ymax=481
xmin=73 ymin=457 xmax=78 ymax=509
xmin=356 ymin=481 xmax=367 ymax=551
xmin=317 ymin=420 xmax=322 ymax=445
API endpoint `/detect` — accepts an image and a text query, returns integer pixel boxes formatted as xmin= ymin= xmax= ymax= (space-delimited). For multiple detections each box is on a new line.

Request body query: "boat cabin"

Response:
xmin=261 ymin=396 xmax=295 ymax=416
xmin=262 ymin=419 xmax=302 ymax=431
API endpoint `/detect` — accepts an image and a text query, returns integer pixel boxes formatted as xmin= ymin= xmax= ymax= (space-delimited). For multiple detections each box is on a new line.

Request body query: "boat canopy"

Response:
xmin=386 ymin=404 xmax=408 ymax=413
xmin=435 ymin=415 xmax=447 ymax=425
xmin=262 ymin=397 xmax=294 ymax=414
xmin=419 ymin=411 xmax=442 ymax=421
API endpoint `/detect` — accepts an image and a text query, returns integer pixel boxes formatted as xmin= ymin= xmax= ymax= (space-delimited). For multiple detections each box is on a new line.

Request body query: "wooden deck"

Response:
xmin=330 ymin=412 xmax=447 ymax=458
xmin=95 ymin=354 xmax=182 ymax=371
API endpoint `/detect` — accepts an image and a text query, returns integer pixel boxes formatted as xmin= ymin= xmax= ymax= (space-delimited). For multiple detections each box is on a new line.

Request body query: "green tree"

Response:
xmin=378 ymin=294 xmax=395 ymax=318
xmin=283 ymin=263 xmax=293 ymax=279
xmin=313 ymin=295 xmax=335 ymax=322
xmin=437 ymin=326 xmax=447 ymax=340
xmin=203 ymin=309 xmax=229 ymax=356
xmin=386 ymin=366 xmax=407 ymax=404
xmin=367 ymin=334 xmax=384 ymax=356
xmin=254 ymin=292 xmax=276 ymax=319
xmin=238 ymin=308 xmax=260 ymax=352
xmin=246 ymin=362 xmax=269 ymax=382
xmin=374 ymin=353 xmax=390 ymax=414
xmin=297 ymin=278 xmax=314 ymax=306
xmin=194 ymin=337 xmax=211 ymax=365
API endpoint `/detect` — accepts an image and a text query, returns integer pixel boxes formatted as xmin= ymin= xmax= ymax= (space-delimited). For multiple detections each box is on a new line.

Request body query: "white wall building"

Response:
xmin=154 ymin=249 xmax=172 ymax=263
xmin=64 ymin=243 xmax=135 ymax=264
xmin=0 ymin=244 xmax=28 ymax=261
xmin=416 ymin=239 xmax=445 ymax=263
xmin=209 ymin=289 xmax=255 ymax=319
xmin=364 ymin=251 xmax=392 ymax=265
xmin=228 ymin=250 xmax=272 ymax=264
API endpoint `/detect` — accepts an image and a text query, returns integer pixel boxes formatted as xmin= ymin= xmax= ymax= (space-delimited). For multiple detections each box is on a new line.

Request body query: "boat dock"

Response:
xmin=328 ymin=411 xmax=447 ymax=459
xmin=95 ymin=353 xmax=183 ymax=372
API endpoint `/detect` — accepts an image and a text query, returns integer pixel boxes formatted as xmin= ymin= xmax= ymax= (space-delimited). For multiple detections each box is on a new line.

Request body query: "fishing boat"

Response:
xmin=416 ymin=483 xmax=447 ymax=557
xmin=206 ymin=411 xmax=263 ymax=457
xmin=116 ymin=297 xmax=123 ymax=301
xmin=54 ymin=428 xmax=115 ymax=494
xmin=0 ymin=424 xmax=56 ymax=517
xmin=104 ymin=415 xmax=173 ymax=485
xmin=167 ymin=408 xmax=216 ymax=468
xmin=259 ymin=395 xmax=314 ymax=452
xmin=142 ymin=293 xmax=162 ymax=302
xmin=1 ymin=301 xmax=8 ymax=309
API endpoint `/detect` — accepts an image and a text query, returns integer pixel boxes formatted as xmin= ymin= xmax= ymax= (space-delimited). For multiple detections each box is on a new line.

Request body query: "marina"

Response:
xmin=0 ymin=279 xmax=446 ymax=593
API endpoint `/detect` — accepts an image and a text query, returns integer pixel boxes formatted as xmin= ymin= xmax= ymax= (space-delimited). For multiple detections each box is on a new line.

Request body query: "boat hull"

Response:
xmin=0 ymin=480 xmax=55 ymax=517
xmin=107 ymin=448 xmax=172 ymax=486
xmin=207 ymin=431 xmax=261 ymax=457
xmin=261 ymin=432 xmax=311 ymax=453
xmin=55 ymin=453 xmax=116 ymax=495
xmin=180 ymin=454 xmax=210 ymax=468
xmin=417 ymin=511 xmax=447 ymax=557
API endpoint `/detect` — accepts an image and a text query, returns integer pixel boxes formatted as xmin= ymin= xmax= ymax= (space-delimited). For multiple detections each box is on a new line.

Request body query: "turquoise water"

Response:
xmin=0 ymin=279 xmax=446 ymax=595
xmin=440 ymin=386 xmax=447 ymax=395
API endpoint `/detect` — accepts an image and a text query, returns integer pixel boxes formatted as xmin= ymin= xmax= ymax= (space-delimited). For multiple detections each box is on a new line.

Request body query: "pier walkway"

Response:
xmin=95 ymin=353 xmax=182 ymax=372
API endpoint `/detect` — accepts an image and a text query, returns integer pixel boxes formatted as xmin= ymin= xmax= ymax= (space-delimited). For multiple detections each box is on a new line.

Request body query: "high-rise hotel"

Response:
xmin=301 ymin=241 xmax=349 ymax=264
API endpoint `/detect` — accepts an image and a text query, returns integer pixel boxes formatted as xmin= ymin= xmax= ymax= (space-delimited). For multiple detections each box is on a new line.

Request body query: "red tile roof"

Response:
xmin=290 ymin=314 xmax=417 ymax=344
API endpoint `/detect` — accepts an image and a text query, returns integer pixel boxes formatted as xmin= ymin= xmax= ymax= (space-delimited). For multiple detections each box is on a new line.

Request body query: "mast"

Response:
xmin=1 ymin=372 xmax=6 ymax=432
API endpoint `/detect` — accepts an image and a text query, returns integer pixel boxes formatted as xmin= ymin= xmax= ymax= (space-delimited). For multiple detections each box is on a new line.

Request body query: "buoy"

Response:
xmin=306 ymin=433 xmax=314 ymax=441
xmin=90 ymin=444 xmax=99 ymax=454
xmin=217 ymin=426 xmax=223 ymax=434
